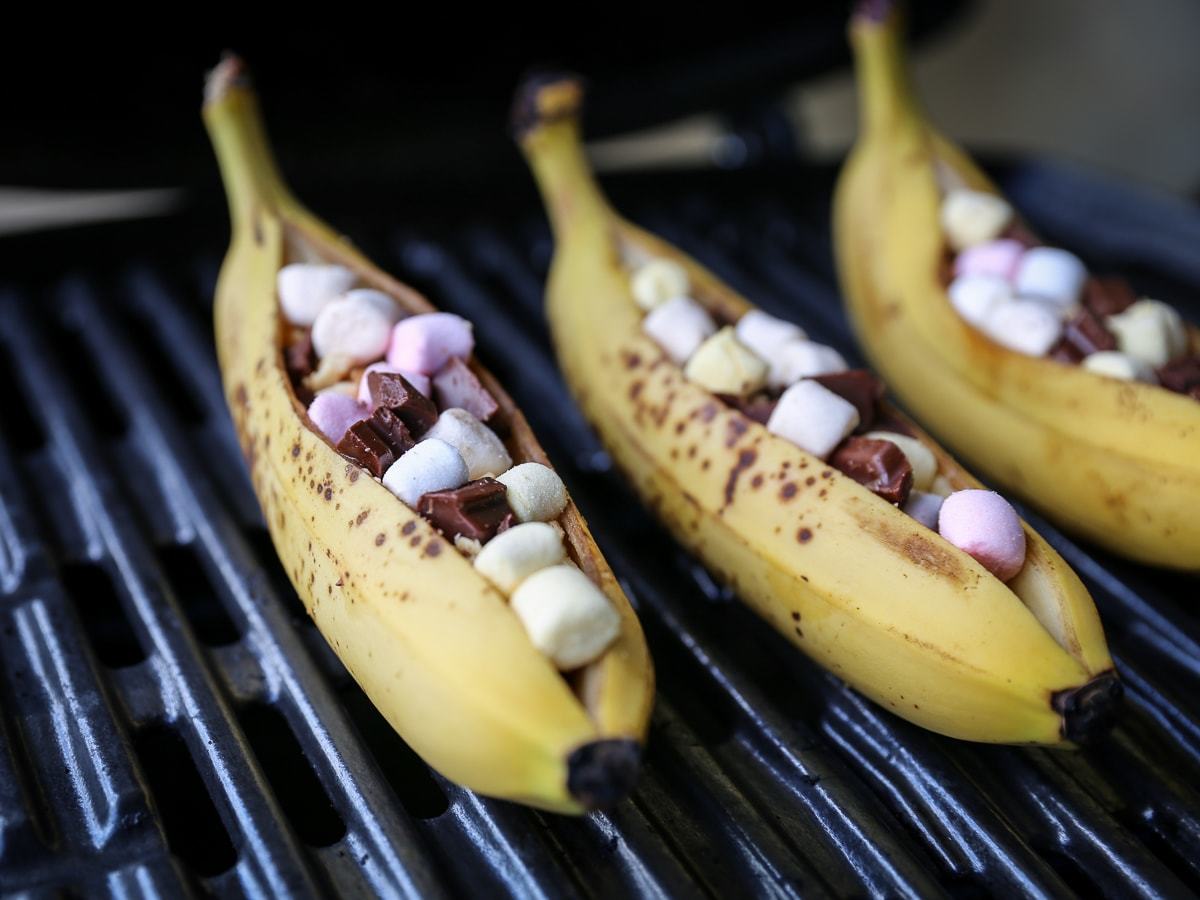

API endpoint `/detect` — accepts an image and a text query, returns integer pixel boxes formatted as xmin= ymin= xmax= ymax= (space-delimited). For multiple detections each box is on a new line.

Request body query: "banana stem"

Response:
xmin=849 ymin=2 xmax=924 ymax=138
xmin=203 ymin=55 xmax=293 ymax=232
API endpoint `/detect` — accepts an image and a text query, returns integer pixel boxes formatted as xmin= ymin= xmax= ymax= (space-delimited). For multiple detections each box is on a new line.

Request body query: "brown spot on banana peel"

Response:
xmin=853 ymin=504 xmax=972 ymax=584
xmin=722 ymin=448 xmax=757 ymax=509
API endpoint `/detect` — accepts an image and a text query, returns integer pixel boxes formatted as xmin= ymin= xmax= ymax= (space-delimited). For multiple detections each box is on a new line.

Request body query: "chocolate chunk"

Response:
xmin=1048 ymin=338 xmax=1085 ymax=365
xmin=433 ymin=357 xmax=499 ymax=422
xmin=1082 ymin=276 xmax=1136 ymax=318
xmin=830 ymin=436 xmax=913 ymax=505
xmin=368 ymin=371 xmax=438 ymax=436
xmin=1157 ymin=355 xmax=1200 ymax=397
xmin=286 ymin=331 xmax=316 ymax=379
xmin=337 ymin=420 xmax=396 ymax=478
xmin=717 ymin=392 xmax=778 ymax=425
xmin=417 ymin=477 xmax=515 ymax=543
xmin=1001 ymin=221 xmax=1040 ymax=248
xmin=812 ymin=369 xmax=886 ymax=433
xmin=1061 ymin=309 xmax=1117 ymax=357
xmin=369 ymin=407 xmax=416 ymax=455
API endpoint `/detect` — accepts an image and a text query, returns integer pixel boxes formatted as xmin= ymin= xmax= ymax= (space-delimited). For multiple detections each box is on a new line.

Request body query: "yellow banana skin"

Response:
xmin=202 ymin=60 xmax=652 ymax=814
xmin=834 ymin=5 xmax=1200 ymax=571
xmin=515 ymin=75 xmax=1119 ymax=746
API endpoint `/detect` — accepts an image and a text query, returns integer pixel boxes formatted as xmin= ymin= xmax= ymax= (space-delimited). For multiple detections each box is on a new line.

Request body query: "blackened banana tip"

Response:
xmin=510 ymin=70 xmax=585 ymax=141
xmin=204 ymin=52 xmax=251 ymax=108
xmin=567 ymin=738 xmax=641 ymax=809
xmin=1053 ymin=671 xmax=1123 ymax=744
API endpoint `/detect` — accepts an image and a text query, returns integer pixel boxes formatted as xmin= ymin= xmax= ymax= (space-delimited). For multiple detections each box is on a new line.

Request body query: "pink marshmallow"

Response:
xmin=306 ymin=393 xmax=367 ymax=443
xmin=432 ymin=357 xmax=498 ymax=422
xmin=953 ymin=239 xmax=1024 ymax=282
xmin=387 ymin=313 xmax=474 ymax=375
xmin=356 ymin=361 xmax=431 ymax=405
xmin=937 ymin=490 xmax=1027 ymax=581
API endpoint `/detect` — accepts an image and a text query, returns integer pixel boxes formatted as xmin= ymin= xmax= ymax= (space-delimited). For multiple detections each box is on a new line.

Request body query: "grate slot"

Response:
xmin=0 ymin=337 xmax=46 ymax=454
xmin=116 ymin=307 xmax=207 ymax=426
xmin=59 ymin=561 xmax=148 ymax=669
xmin=44 ymin=317 xmax=129 ymax=440
xmin=155 ymin=543 xmax=241 ymax=648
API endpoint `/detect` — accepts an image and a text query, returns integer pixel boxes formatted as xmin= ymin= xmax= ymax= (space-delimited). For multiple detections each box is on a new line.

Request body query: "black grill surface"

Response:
xmin=0 ymin=160 xmax=1198 ymax=899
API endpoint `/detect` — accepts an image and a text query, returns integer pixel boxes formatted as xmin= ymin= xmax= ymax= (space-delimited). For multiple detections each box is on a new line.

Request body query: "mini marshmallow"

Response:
xmin=510 ymin=565 xmax=620 ymax=670
xmin=642 ymin=296 xmax=716 ymax=364
xmin=953 ymin=239 xmax=1024 ymax=282
xmin=766 ymin=379 xmax=860 ymax=460
xmin=683 ymin=327 xmax=768 ymax=396
xmin=734 ymin=309 xmax=807 ymax=360
xmin=863 ymin=431 xmax=937 ymax=492
xmin=983 ymin=299 xmax=1063 ymax=356
xmin=473 ymin=522 xmax=566 ymax=594
xmin=630 ymin=258 xmax=689 ymax=311
xmin=941 ymin=189 xmax=1013 ymax=251
xmin=903 ymin=490 xmax=944 ymax=530
xmin=306 ymin=392 xmax=367 ymax=442
xmin=765 ymin=340 xmax=848 ymax=389
xmin=424 ymin=409 xmax=512 ymax=480
xmin=1013 ymin=247 xmax=1087 ymax=312
xmin=357 ymin=362 xmax=431 ymax=405
xmin=1081 ymin=350 xmax=1156 ymax=383
xmin=311 ymin=289 xmax=402 ymax=365
xmin=305 ymin=353 xmax=355 ymax=391
xmin=277 ymin=263 xmax=356 ymax=326
xmin=937 ymin=489 xmax=1026 ymax=581
xmin=387 ymin=312 xmax=474 ymax=375
xmin=948 ymin=274 xmax=1012 ymax=328
xmin=930 ymin=475 xmax=955 ymax=498
xmin=1105 ymin=299 xmax=1188 ymax=368
xmin=381 ymin=438 xmax=469 ymax=506
xmin=496 ymin=462 xmax=569 ymax=523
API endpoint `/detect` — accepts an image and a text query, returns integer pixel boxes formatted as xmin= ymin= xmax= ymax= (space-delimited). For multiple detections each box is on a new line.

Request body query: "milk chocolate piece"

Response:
xmin=830 ymin=436 xmax=913 ymax=505
xmin=433 ymin=357 xmax=498 ymax=422
xmin=286 ymin=332 xmax=317 ymax=404
xmin=1048 ymin=338 xmax=1085 ymax=365
xmin=812 ymin=369 xmax=886 ymax=433
xmin=369 ymin=407 xmax=416 ymax=455
xmin=417 ymin=477 xmax=515 ymax=542
xmin=368 ymin=371 xmax=438 ymax=435
xmin=717 ymin=392 xmax=778 ymax=425
xmin=1061 ymin=309 xmax=1117 ymax=357
xmin=337 ymin=421 xmax=396 ymax=477
xmin=1157 ymin=356 xmax=1200 ymax=397
xmin=1082 ymin=276 xmax=1136 ymax=318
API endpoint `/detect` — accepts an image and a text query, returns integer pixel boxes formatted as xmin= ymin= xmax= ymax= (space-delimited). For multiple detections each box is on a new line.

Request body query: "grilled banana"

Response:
xmin=514 ymin=73 xmax=1119 ymax=745
xmin=203 ymin=58 xmax=652 ymax=813
xmin=834 ymin=2 xmax=1200 ymax=570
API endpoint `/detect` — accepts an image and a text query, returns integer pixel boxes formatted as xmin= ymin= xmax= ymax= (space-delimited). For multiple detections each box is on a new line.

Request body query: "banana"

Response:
xmin=834 ymin=2 xmax=1200 ymax=570
xmin=514 ymin=73 xmax=1119 ymax=745
xmin=202 ymin=57 xmax=652 ymax=814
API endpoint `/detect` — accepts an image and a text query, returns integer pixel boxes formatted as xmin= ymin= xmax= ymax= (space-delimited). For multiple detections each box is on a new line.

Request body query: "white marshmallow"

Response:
xmin=1081 ymin=351 xmax=1157 ymax=383
xmin=947 ymin=274 xmax=1012 ymax=328
xmin=277 ymin=263 xmax=356 ymax=326
xmin=1106 ymin=299 xmax=1188 ymax=368
xmin=941 ymin=189 xmax=1013 ymax=251
xmin=982 ymin=299 xmax=1062 ymax=357
xmin=903 ymin=490 xmax=944 ymax=530
xmin=863 ymin=431 xmax=938 ymax=492
xmin=930 ymin=475 xmax=956 ymax=498
xmin=424 ymin=409 xmax=512 ymax=480
xmin=684 ymin=327 xmax=768 ymax=396
xmin=496 ymin=463 xmax=568 ymax=523
xmin=642 ymin=296 xmax=717 ymax=364
xmin=734 ymin=309 xmax=807 ymax=360
xmin=381 ymin=438 xmax=469 ymax=506
xmin=311 ymin=289 xmax=402 ymax=365
xmin=765 ymin=340 xmax=848 ymax=389
xmin=630 ymin=258 xmax=689 ymax=311
xmin=473 ymin=522 xmax=566 ymax=594
xmin=510 ymin=565 xmax=620 ymax=670
xmin=1013 ymin=248 xmax=1087 ymax=313
xmin=766 ymin=379 xmax=860 ymax=460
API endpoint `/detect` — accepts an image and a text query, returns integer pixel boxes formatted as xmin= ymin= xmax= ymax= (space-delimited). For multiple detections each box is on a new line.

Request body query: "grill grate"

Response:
xmin=0 ymin=161 xmax=1197 ymax=899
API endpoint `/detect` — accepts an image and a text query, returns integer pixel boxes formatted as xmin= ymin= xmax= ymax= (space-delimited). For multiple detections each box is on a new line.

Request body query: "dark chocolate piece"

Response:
xmin=716 ymin=392 xmax=778 ymax=425
xmin=1048 ymin=338 xmax=1085 ymax=365
xmin=1157 ymin=355 xmax=1200 ymax=397
xmin=337 ymin=420 xmax=396 ymax=478
xmin=369 ymin=407 xmax=416 ymax=456
xmin=1001 ymin=221 xmax=1040 ymax=248
xmin=433 ymin=357 xmax=499 ymax=422
xmin=830 ymin=436 xmax=913 ymax=505
xmin=286 ymin=331 xmax=316 ymax=380
xmin=1061 ymin=309 xmax=1117 ymax=357
xmin=417 ymin=478 xmax=515 ymax=543
xmin=812 ymin=369 xmax=886 ymax=433
xmin=1082 ymin=276 xmax=1136 ymax=318
xmin=368 ymin=371 xmax=438 ymax=435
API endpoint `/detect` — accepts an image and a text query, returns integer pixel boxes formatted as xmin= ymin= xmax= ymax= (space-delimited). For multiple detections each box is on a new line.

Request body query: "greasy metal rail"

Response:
xmin=0 ymin=161 xmax=1197 ymax=898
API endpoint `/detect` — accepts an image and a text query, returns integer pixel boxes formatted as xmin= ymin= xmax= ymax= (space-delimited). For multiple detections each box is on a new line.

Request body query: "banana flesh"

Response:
xmin=203 ymin=58 xmax=652 ymax=814
xmin=514 ymin=73 xmax=1119 ymax=746
xmin=833 ymin=4 xmax=1200 ymax=570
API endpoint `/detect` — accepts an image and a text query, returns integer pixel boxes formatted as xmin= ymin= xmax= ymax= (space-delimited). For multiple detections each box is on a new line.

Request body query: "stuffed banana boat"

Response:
xmin=514 ymin=73 xmax=1120 ymax=745
xmin=834 ymin=2 xmax=1200 ymax=570
xmin=202 ymin=58 xmax=652 ymax=813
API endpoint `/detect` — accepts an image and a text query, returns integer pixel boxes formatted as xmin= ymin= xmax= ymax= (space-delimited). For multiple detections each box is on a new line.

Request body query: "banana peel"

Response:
xmin=514 ymin=73 xmax=1119 ymax=746
xmin=202 ymin=58 xmax=652 ymax=813
xmin=834 ymin=3 xmax=1200 ymax=571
